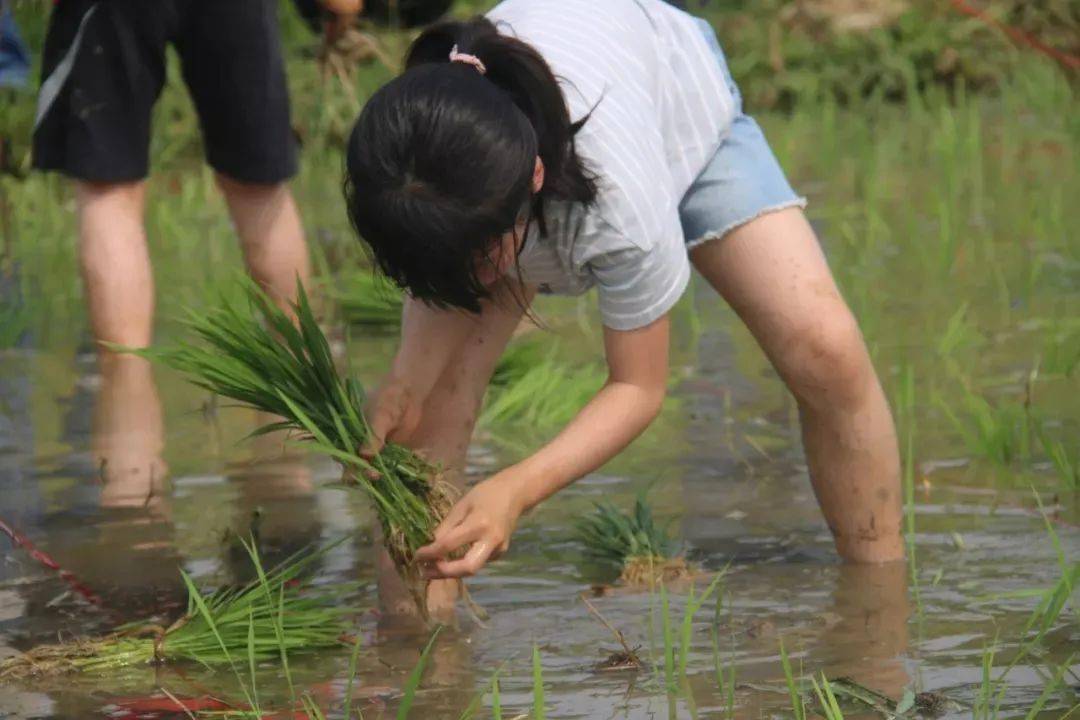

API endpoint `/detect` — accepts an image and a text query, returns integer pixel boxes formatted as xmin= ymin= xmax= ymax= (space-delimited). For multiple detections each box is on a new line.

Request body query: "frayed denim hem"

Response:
xmin=685 ymin=196 xmax=808 ymax=251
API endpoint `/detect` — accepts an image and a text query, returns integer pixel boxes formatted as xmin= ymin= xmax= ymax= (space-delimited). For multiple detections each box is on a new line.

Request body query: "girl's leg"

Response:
xmin=690 ymin=207 xmax=903 ymax=563
xmin=378 ymin=283 xmax=532 ymax=619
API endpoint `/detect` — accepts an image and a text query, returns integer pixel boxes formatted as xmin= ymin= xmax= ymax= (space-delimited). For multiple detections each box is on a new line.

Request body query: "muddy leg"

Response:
xmin=690 ymin=207 xmax=903 ymax=563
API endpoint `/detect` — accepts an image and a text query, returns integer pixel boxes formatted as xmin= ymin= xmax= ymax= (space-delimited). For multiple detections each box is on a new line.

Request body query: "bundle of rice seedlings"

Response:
xmin=334 ymin=271 xmax=403 ymax=330
xmin=576 ymin=492 xmax=692 ymax=586
xmin=0 ymin=539 xmax=348 ymax=679
xmin=133 ymin=282 xmax=452 ymax=616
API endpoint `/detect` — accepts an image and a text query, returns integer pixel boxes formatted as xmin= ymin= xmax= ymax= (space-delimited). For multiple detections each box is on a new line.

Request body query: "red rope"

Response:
xmin=0 ymin=518 xmax=104 ymax=607
xmin=950 ymin=0 xmax=1080 ymax=71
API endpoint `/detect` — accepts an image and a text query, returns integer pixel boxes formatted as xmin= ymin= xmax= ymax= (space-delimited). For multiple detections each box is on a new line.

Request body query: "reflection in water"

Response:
xmin=224 ymin=419 xmax=322 ymax=583
xmin=35 ymin=354 xmax=181 ymax=617
xmin=93 ymin=356 xmax=168 ymax=516
xmin=9 ymin=357 xmax=333 ymax=632
xmin=817 ymin=561 xmax=911 ymax=699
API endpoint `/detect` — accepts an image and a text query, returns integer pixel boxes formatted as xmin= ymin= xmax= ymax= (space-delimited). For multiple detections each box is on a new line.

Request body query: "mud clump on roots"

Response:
xmin=619 ymin=556 xmax=693 ymax=586
xmin=381 ymin=476 xmax=458 ymax=621
xmin=593 ymin=648 xmax=643 ymax=672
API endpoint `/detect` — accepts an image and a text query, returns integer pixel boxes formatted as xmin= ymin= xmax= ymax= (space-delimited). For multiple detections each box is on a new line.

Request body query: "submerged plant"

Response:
xmin=132 ymin=282 xmax=454 ymax=616
xmin=0 ymin=538 xmax=348 ymax=679
xmin=576 ymin=491 xmax=690 ymax=585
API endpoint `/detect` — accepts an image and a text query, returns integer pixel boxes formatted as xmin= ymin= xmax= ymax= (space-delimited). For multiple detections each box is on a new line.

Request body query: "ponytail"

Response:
xmin=343 ymin=16 xmax=596 ymax=314
xmin=406 ymin=16 xmax=598 ymax=223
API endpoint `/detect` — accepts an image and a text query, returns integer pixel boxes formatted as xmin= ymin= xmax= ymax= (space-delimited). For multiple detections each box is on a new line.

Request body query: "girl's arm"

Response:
xmin=363 ymin=295 xmax=477 ymax=451
xmin=415 ymin=314 xmax=671 ymax=579
xmin=365 ymin=281 xmax=528 ymax=455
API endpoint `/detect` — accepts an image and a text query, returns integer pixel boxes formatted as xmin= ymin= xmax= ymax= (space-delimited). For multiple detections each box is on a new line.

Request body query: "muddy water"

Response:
xmin=0 ymin=270 xmax=1076 ymax=720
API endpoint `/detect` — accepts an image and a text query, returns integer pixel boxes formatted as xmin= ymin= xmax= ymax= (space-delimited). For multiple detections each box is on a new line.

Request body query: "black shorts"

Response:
xmin=32 ymin=0 xmax=297 ymax=184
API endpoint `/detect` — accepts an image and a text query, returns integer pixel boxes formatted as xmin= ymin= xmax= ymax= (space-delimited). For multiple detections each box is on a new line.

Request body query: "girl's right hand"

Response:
xmin=361 ymin=376 xmax=423 ymax=458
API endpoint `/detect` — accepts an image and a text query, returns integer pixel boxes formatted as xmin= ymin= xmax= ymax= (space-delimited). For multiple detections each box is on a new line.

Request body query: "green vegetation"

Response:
xmin=136 ymin=282 xmax=453 ymax=614
xmin=0 ymin=302 xmax=27 ymax=349
xmin=335 ymin=269 xmax=405 ymax=330
xmin=700 ymin=0 xmax=1077 ymax=111
xmin=0 ymin=538 xmax=348 ymax=679
xmin=480 ymin=343 xmax=605 ymax=436
xmin=575 ymin=491 xmax=690 ymax=585
xmin=0 ymin=0 xmax=1076 ymax=717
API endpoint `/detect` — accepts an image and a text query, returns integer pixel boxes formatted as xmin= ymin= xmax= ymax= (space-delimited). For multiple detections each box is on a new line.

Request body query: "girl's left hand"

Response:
xmin=415 ymin=474 xmax=530 ymax=579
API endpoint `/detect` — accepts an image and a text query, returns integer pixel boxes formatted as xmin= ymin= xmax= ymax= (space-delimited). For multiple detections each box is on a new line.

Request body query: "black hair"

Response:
xmin=344 ymin=16 xmax=597 ymax=313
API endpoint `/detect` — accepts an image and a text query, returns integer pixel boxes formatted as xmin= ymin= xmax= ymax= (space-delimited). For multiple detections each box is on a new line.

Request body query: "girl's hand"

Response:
xmin=415 ymin=474 xmax=529 ymax=579
xmin=361 ymin=376 xmax=422 ymax=458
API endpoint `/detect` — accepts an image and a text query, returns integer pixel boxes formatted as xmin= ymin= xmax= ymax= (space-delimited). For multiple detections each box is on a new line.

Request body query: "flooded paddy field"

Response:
xmin=0 ymin=17 xmax=1077 ymax=720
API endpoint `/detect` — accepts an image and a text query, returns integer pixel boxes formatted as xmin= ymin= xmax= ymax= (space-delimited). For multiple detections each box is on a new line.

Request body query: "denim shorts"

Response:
xmin=679 ymin=19 xmax=806 ymax=249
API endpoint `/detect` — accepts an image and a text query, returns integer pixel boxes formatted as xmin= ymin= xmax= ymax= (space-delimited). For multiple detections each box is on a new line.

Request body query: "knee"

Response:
xmin=214 ymin=171 xmax=287 ymax=201
xmin=74 ymin=179 xmax=145 ymax=209
xmin=779 ymin=309 xmax=874 ymax=411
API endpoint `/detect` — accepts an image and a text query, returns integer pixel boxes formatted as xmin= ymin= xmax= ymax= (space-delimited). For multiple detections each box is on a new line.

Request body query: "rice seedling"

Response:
xmin=1041 ymin=325 xmax=1080 ymax=378
xmin=488 ymin=337 xmax=550 ymax=389
xmin=897 ymin=366 xmax=922 ymax=619
xmin=456 ymin=664 xmax=501 ymax=720
xmin=1023 ymin=658 xmax=1075 ymax=720
xmin=779 ymin=639 xmax=806 ymax=720
xmin=532 ymin=644 xmax=546 ymax=720
xmin=810 ymin=674 xmax=846 ymax=720
xmin=652 ymin=573 xmax=726 ymax=698
xmin=678 ymin=574 xmax=725 ymax=680
xmin=937 ymin=388 xmax=1032 ymax=466
xmin=1034 ymin=420 xmax=1078 ymax=489
xmin=660 ymin=584 xmax=675 ymax=693
xmin=342 ymin=633 xmax=363 ymax=720
xmin=396 ymin=627 xmax=442 ymax=720
xmin=575 ymin=491 xmax=691 ymax=586
xmin=480 ymin=348 xmax=605 ymax=435
xmin=335 ymin=270 xmax=403 ymax=330
xmin=132 ymin=281 xmax=455 ymax=617
xmin=973 ymin=638 xmax=1008 ymax=720
xmin=0 ymin=537 xmax=349 ymax=679
xmin=1024 ymin=490 xmax=1079 ymax=638
xmin=710 ymin=591 xmax=736 ymax=718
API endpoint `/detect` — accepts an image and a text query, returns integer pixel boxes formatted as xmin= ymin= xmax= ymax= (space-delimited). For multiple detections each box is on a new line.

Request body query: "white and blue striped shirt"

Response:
xmin=488 ymin=0 xmax=736 ymax=330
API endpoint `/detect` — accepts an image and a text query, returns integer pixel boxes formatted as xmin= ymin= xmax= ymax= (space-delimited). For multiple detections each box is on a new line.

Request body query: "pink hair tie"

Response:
xmin=449 ymin=44 xmax=487 ymax=75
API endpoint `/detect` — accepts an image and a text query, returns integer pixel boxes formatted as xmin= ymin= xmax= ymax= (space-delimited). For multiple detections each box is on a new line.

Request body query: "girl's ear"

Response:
xmin=532 ymin=156 xmax=545 ymax=193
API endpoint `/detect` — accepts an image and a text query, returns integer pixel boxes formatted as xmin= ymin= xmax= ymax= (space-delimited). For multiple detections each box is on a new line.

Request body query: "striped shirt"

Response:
xmin=488 ymin=0 xmax=736 ymax=331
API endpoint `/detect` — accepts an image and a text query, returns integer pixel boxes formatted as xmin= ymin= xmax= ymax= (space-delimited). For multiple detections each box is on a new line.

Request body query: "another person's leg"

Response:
xmin=690 ymin=207 xmax=903 ymax=563
xmin=76 ymin=181 xmax=155 ymax=348
xmin=32 ymin=0 xmax=169 ymax=349
xmin=216 ymin=175 xmax=310 ymax=306
xmin=178 ymin=0 xmax=309 ymax=306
